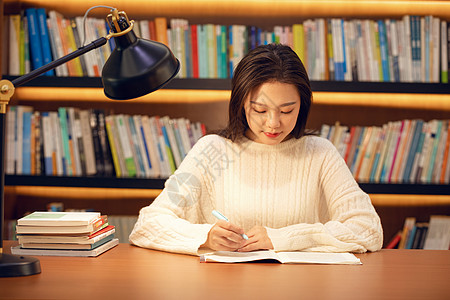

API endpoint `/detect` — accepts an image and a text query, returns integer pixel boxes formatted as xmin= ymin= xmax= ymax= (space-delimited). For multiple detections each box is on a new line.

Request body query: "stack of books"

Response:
xmin=11 ymin=211 xmax=118 ymax=257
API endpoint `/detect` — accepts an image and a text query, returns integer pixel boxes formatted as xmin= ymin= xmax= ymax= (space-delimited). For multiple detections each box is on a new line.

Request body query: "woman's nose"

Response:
xmin=266 ymin=112 xmax=280 ymax=129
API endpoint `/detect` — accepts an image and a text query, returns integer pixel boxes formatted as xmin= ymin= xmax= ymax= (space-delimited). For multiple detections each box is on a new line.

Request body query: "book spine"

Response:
xmin=104 ymin=115 xmax=121 ymax=177
xmin=115 ymin=115 xmax=137 ymax=177
xmin=57 ymin=108 xmax=72 ymax=175
xmin=25 ymin=8 xmax=44 ymax=72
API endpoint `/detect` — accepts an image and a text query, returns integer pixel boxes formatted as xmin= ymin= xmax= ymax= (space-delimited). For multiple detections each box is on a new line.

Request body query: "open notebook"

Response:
xmin=200 ymin=250 xmax=361 ymax=265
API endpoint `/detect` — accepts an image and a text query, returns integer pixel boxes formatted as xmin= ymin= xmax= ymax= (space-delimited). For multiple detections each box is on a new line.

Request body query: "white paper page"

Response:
xmin=276 ymin=252 xmax=361 ymax=265
xmin=200 ymin=250 xmax=280 ymax=263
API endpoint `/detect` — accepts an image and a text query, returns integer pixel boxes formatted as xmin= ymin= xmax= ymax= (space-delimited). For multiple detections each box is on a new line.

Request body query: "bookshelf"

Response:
xmin=2 ymin=0 xmax=450 ymax=246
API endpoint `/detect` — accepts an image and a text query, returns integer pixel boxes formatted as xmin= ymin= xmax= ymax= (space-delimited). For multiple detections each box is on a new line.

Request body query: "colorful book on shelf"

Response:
xmin=426 ymin=120 xmax=443 ymax=183
xmin=69 ymin=108 xmax=84 ymax=175
xmin=410 ymin=222 xmax=428 ymax=249
xmin=391 ymin=120 xmax=412 ymax=183
xmin=79 ymin=110 xmax=96 ymax=175
xmin=21 ymin=111 xmax=32 ymax=175
xmin=33 ymin=111 xmax=42 ymax=176
xmin=63 ymin=18 xmax=83 ymax=76
xmin=50 ymin=111 xmax=66 ymax=176
xmin=197 ymin=24 xmax=208 ymax=78
xmin=159 ymin=118 xmax=177 ymax=173
xmin=25 ymin=8 xmax=44 ymax=71
xmin=15 ymin=106 xmax=34 ymax=175
xmin=104 ymin=115 xmax=122 ymax=177
xmin=133 ymin=115 xmax=152 ymax=177
xmin=57 ymin=107 xmax=73 ymax=175
xmin=398 ymin=217 xmax=416 ymax=249
xmin=5 ymin=106 xmax=16 ymax=175
xmin=417 ymin=120 xmax=435 ymax=183
xmin=8 ymin=14 xmax=21 ymax=76
xmin=114 ymin=114 xmax=137 ymax=177
xmin=190 ymin=24 xmax=199 ymax=78
xmin=369 ymin=125 xmax=387 ymax=182
xmin=41 ymin=112 xmax=53 ymax=175
xmin=90 ymin=110 xmax=105 ymax=176
xmin=387 ymin=120 xmax=404 ymax=182
xmin=140 ymin=115 xmax=161 ymax=178
xmin=149 ymin=116 xmax=171 ymax=177
xmin=96 ymin=111 xmax=114 ymax=176
xmin=431 ymin=121 xmax=447 ymax=183
xmin=441 ymin=20 xmax=448 ymax=83
xmin=128 ymin=115 xmax=147 ymax=177
xmin=66 ymin=108 xmax=80 ymax=175
xmin=423 ymin=215 xmax=450 ymax=250
xmin=20 ymin=12 xmax=30 ymax=75
xmin=440 ymin=121 xmax=450 ymax=184
xmin=185 ymin=22 xmax=193 ymax=78
xmin=409 ymin=122 xmax=427 ymax=182
xmin=11 ymin=238 xmax=119 ymax=257
xmin=385 ymin=231 xmax=402 ymax=249
xmin=154 ymin=17 xmax=168 ymax=46
xmin=73 ymin=16 xmax=98 ymax=77
xmin=69 ymin=18 xmax=88 ymax=76
xmin=396 ymin=120 xmax=417 ymax=182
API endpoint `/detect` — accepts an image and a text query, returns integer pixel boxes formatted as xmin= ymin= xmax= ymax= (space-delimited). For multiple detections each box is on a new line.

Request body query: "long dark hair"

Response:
xmin=219 ymin=43 xmax=312 ymax=141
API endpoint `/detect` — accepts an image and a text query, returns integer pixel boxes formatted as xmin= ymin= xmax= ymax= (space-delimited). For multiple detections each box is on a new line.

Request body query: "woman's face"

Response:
xmin=244 ymin=81 xmax=301 ymax=145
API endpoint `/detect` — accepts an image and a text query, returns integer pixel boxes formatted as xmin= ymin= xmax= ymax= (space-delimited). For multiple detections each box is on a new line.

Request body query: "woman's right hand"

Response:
xmin=201 ymin=220 xmax=247 ymax=251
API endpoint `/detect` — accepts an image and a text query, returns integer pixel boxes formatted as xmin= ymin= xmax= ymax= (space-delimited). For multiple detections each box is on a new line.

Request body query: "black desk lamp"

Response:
xmin=0 ymin=7 xmax=180 ymax=277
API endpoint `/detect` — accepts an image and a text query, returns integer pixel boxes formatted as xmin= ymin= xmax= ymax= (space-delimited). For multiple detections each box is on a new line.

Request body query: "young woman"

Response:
xmin=129 ymin=44 xmax=383 ymax=255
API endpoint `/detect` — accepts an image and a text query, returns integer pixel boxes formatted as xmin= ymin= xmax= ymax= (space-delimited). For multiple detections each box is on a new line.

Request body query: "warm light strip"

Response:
xmin=13 ymin=87 xmax=231 ymax=104
xmin=6 ymin=186 xmax=162 ymax=200
xmin=370 ymin=194 xmax=450 ymax=206
xmin=13 ymin=87 xmax=450 ymax=111
xmin=5 ymin=0 xmax=450 ymax=18
xmin=314 ymin=92 xmax=450 ymax=111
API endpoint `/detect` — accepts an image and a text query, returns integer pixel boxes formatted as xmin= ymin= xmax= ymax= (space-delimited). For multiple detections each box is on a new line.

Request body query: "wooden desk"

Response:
xmin=1 ymin=241 xmax=449 ymax=300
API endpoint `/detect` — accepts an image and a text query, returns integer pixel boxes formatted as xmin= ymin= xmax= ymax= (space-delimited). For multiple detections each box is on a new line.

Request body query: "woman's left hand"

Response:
xmin=237 ymin=225 xmax=274 ymax=252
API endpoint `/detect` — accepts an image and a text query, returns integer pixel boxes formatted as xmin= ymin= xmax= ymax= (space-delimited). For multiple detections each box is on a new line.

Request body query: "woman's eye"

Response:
xmin=253 ymin=108 xmax=266 ymax=114
xmin=281 ymin=110 xmax=294 ymax=114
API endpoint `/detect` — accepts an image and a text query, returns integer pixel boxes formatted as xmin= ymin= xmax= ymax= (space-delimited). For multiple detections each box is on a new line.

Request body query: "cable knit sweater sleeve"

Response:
xmin=129 ymin=137 xmax=216 ymax=255
xmin=266 ymin=137 xmax=383 ymax=253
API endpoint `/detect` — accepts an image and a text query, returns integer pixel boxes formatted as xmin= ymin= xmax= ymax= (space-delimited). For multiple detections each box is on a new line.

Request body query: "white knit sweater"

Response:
xmin=129 ymin=134 xmax=383 ymax=255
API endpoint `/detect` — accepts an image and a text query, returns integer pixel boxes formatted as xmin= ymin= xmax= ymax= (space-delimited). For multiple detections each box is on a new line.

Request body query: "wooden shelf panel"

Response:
xmin=5 ymin=185 xmax=162 ymax=200
xmin=5 ymin=175 xmax=166 ymax=189
xmin=5 ymin=0 xmax=450 ymax=19
xmin=6 ymin=76 xmax=450 ymax=94
xmin=6 ymin=76 xmax=450 ymax=111
xmin=5 ymin=175 xmax=450 ymax=198
xmin=4 ymin=184 xmax=450 ymax=207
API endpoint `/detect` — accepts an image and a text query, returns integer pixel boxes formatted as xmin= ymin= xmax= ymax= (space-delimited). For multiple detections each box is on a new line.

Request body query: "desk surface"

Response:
xmin=1 ymin=241 xmax=449 ymax=300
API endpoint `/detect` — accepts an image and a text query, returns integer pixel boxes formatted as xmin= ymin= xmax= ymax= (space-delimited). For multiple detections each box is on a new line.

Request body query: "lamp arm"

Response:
xmin=12 ymin=37 xmax=108 ymax=87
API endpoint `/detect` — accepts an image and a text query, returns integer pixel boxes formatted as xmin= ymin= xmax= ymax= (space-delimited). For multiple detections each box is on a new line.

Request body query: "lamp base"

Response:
xmin=0 ymin=253 xmax=41 ymax=277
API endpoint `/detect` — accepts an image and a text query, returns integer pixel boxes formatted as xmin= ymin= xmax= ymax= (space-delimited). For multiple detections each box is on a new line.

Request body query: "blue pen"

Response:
xmin=212 ymin=210 xmax=249 ymax=240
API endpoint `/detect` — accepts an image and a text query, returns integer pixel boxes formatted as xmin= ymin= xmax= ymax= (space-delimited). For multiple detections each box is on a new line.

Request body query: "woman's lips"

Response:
xmin=264 ymin=132 xmax=281 ymax=138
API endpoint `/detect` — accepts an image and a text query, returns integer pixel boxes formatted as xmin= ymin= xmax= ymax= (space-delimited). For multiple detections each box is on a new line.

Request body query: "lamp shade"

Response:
xmin=102 ymin=18 xmax=179 ymax=100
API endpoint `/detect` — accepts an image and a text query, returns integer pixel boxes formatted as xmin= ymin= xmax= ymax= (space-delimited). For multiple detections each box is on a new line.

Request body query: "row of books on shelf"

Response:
xmin=3 ymin=8 xmax=450 ymax=83
xmin=6 ymin=105 xmax=206 ymax=178
xmin=385 ymin=215 xmax=450 ymax=250
xmin=11 ymin=211 xmax=119 ymax=257
xmin=321 ymin=119 xmax=450 ymax=184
